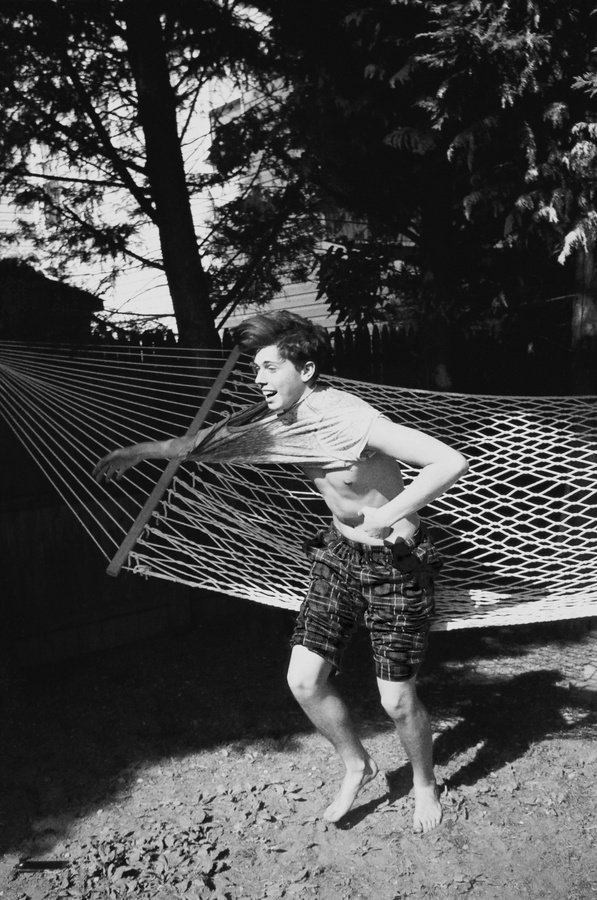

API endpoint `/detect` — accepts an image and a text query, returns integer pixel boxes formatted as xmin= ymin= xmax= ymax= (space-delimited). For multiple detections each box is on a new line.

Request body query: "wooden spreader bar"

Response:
xmin=107 ymin=344 xmax=241 ymax=577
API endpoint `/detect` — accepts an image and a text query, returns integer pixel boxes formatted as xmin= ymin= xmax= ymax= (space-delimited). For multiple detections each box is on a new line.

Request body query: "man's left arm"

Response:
xmin=360 ymin=418 xmax=468 ymax=539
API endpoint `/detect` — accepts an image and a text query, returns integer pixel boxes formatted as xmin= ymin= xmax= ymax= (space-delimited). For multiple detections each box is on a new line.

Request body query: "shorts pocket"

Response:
xmin=302 ymin=529 xmax=328 ymax=559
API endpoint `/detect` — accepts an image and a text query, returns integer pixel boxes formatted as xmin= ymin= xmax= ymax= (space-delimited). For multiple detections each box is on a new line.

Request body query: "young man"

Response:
xmin=94 ymin=311 xmax=468 ymax=833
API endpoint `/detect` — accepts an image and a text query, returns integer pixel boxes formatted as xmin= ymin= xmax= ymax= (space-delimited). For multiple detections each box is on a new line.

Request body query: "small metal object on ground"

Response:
xmin=15 ymin=858 xmax=69 ymax=872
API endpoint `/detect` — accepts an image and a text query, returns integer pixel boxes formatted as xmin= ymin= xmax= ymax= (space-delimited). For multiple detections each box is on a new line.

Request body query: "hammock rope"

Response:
xmin=1 ymin=340 xmax=596 ymax=631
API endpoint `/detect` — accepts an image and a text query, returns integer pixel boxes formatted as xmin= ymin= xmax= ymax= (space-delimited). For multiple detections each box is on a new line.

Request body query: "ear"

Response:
xmin=301 ymin=360 xmax=316 ymax=383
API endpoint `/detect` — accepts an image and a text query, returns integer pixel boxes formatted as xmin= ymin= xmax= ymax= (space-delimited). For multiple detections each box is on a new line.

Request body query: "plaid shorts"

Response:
xmin=291 ymin=524 xmax=442 ymax=682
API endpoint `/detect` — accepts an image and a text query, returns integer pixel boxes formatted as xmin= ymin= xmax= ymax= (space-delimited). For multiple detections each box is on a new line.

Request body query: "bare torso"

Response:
xmin=302 ymin=452 xmax=420 ymax=545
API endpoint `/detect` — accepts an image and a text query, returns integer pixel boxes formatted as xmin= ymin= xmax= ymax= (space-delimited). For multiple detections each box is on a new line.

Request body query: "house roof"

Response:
xmin=0 ymin=258 xmax=103 ymax=311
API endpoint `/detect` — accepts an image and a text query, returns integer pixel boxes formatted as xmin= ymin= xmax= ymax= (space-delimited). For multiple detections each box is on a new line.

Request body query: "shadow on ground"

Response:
xmin=1 ymin=600 xmax=595 ymax=855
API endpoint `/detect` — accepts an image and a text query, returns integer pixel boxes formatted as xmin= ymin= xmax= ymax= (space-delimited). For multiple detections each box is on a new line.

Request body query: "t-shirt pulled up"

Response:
xmin=187 ymin=385 xmax=383 ymax=469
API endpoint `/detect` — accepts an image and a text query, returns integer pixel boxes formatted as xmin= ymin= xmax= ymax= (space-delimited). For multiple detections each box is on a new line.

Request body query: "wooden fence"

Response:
xmin=88 ymin=316 xmax=566 ymax=394
xmin=223 ymin=319 xmax=567 ymax=395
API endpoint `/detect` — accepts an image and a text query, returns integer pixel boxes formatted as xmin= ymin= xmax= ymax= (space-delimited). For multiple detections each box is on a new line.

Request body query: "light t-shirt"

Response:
xmin=186 ymin=385 xmax=383 ymax=469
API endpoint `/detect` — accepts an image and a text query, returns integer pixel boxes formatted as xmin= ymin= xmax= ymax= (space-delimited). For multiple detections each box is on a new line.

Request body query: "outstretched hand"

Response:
xmin=93 ymin=448 xmax=140 ymax=483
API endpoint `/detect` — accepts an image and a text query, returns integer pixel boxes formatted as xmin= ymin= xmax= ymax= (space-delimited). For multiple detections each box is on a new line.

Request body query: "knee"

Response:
xmin=287 ymin=658 xmax=331 ymax=705
xmin=287 ymin=646 xmax=333 ymax=703
xmin=379 ymin=683 xmax=419 ymax=723
xmin=286 ymin=667 xmax=320 ymax=703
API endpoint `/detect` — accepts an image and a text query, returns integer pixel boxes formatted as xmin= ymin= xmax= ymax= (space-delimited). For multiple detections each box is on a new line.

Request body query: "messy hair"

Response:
xmin=232 ymin=310 xmax=330 ymax=380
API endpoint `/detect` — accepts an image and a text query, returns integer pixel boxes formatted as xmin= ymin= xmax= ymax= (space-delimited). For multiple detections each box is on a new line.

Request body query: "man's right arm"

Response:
xmin=93 ymin=433 xmax=201 ymax=483
xmin=94 ymin=397 xmax=272 ymax=483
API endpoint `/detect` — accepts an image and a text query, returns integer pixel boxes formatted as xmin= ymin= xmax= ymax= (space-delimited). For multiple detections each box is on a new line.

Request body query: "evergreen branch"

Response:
xmin=13 ymin=88 xmax=147 ymax=180
xmin=41 ymin=191 xmax=164 ymax=271
xmin=57 ymin=44 xmax=158 ymax=224
xmin=213 ymin=179 xmax=304 ymax=322
xmin=1 ymin=167 xmax=122 ymax=188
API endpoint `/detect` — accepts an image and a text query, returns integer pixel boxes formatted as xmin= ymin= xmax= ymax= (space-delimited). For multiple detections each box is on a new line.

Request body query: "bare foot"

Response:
xmin=323 ymin=756 xmax=379 ymax=823
xmin=412 ymin=782 xmax=442 ymax=834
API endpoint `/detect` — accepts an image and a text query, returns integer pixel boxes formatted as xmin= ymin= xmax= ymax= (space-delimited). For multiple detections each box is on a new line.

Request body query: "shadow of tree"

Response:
xmin=327 ymin=624 xmax=597 ymax=828
xmin=0 ymin=608 xmax=595 ymax=854
xmin=331 ymin=668 xmax=597 ymax=830
xmin=0 ymin=608 xmax=299 ymax=855
xmin=431 ymin=670 xmax=592 ymax=786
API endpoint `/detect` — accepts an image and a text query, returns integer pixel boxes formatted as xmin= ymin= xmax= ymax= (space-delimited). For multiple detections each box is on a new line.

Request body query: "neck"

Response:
xmin=278 ymin=385 xmax=315 ymax=416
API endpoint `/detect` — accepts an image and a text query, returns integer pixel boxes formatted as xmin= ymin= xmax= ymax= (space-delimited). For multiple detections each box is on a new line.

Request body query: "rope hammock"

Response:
xmin=1 ymin=340 xmax=596 ymax=631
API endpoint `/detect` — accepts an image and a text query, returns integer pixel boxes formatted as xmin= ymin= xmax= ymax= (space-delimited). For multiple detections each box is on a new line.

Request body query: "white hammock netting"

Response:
xmin=1 ymin=341 xmax=596 ymax=631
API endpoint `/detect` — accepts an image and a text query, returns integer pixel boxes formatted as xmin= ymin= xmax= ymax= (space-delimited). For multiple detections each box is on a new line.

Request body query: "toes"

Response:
xmin=413 ymin=814 xmax=442 ymax=834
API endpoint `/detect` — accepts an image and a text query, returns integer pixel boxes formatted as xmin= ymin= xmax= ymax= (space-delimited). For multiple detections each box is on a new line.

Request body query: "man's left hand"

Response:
xmin=359 ymin=505 xmax=393 ymax=541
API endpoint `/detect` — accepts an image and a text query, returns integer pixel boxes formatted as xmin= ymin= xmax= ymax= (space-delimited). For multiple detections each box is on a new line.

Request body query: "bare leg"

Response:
xmin=287 ymin=645 xmax=378 ymax=822
xmin=377 ymin=674 xmax=442 ymax=834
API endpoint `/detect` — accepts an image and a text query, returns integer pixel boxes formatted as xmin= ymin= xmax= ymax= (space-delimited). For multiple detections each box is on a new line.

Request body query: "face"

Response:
xmin=253 ymin=344 xmax=315 ymax=413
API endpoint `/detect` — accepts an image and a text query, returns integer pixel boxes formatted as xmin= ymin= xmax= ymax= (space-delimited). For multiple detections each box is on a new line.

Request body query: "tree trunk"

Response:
xmin=124 ymin=1 xmax=220 ymax=348
xmin=572 ymin=246 xmax=597 ymax=393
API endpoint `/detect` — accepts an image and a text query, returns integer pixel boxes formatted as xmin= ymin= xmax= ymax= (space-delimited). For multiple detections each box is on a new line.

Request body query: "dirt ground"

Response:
xmin=1 ymin=604 xmax=596 ymax=900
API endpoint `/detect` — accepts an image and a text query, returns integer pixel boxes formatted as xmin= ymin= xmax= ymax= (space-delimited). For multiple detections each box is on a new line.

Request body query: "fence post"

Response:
xmin=371 ymin=325 xmax=382 ymax=383
xmin=354 ymin=325 xmax=372 ymax=381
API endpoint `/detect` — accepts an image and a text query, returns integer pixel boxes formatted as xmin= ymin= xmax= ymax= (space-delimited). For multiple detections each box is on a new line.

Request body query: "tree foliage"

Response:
xmin=2 ymin=0 xmax=597 ymax=386
xmin=0 ymin=0 xmax=278 ymax=345
xmin=237 ymin=0 xmax=597 ymax=388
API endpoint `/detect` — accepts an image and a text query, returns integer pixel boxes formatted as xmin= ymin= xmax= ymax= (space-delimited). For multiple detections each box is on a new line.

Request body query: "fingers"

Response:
xmin=93 ymin=452 xmax=121 ymax=483
xmin=93 ymin=463 xmax=113 ymax=483
xmin=92 ymin=461 xmax=106 ymax=480
xmin=92 ymin=462 xmax=106 ymax=482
